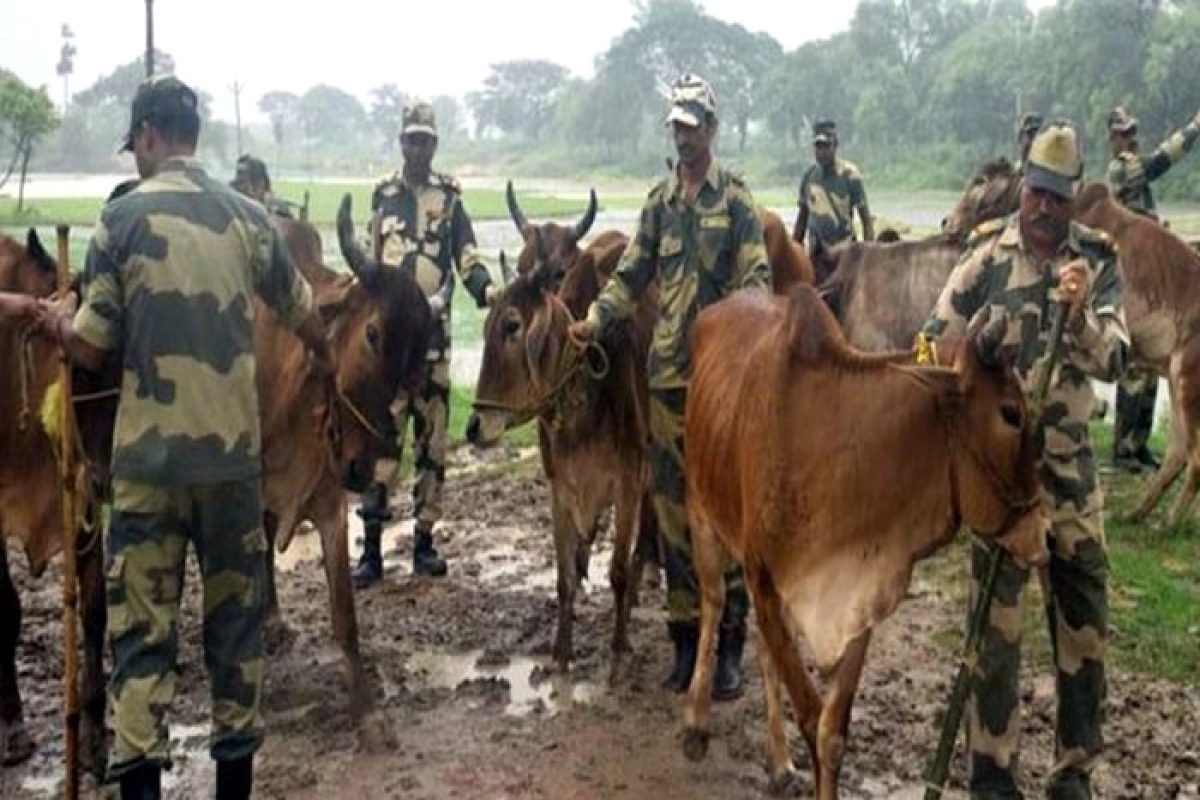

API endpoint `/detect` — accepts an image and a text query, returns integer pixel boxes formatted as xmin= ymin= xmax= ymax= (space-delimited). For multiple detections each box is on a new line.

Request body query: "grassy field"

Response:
xmin=0 ymin=181 xmax=601 ymax=228
xmin=927 ymin=422 xmax=1199 ymax=688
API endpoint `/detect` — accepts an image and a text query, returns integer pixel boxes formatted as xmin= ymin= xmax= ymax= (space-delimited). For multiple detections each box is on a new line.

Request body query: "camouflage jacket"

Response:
xmin=368 ymin=170 xmax=492 ymax=313
xmin=921 ymin=215 xmax=1128 ymax=513
xmin=587 ymin=159 xmax=770 ymax=390
xmin=1107 ymin=118 xmax=1200 ymax=219
xmin=73 ymin=156 xmax=313 ymax=485
xmin=798 ymin=158 xmax=869 ymax=249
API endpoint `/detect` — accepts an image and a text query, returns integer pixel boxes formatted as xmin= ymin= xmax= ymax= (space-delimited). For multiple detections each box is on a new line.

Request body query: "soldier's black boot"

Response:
xmin=352 ymin=482 xmax=392 ymax=589
xmin=712 ymin=622 xmax=746 ymax=702
xmin=662 ymin=621 xmax=699 ymax=693
xmin=215 ymin=755 xmax=253 ymax=800
xmin=118 ymin=763 xmax=162 ymax=800
xmin=412 ymin=522 xmax=448 ymax=577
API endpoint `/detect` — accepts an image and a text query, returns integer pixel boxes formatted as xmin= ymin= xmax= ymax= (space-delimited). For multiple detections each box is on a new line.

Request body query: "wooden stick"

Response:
xmin=55 ymin=224 xmax=81 ymax=800
xmin=923 ymin=301 xmax=1069 ymax=799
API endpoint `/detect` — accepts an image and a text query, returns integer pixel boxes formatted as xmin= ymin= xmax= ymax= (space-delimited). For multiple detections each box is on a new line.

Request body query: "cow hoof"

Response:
xmin=2 ymin=725 xmax=35 ymax=767
xmin=767 ymin=768 xmax=802 ymax=797
xmin=680 ymin=726 xmax=710 ymax=762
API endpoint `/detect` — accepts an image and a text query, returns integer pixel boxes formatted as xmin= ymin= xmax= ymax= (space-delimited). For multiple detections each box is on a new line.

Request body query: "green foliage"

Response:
xmin=467 ymin=60 xmax=569 ymax=142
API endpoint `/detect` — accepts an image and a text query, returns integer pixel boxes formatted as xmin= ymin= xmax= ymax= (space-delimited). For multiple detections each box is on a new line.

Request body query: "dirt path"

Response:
xmin=5 ymin=450 xmax=1198 ymax=800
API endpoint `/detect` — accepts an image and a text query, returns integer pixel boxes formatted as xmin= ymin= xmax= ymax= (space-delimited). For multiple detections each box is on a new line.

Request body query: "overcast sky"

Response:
xmin=3 ymin=0 xmax=1055 ymax=123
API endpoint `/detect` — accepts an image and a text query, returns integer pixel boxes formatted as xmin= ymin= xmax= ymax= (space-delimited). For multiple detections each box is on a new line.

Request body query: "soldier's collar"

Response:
xmin=667 ymin=158 xmax=721 ymax=200
xmin=159 ymin=155 xmax=201 ymax=173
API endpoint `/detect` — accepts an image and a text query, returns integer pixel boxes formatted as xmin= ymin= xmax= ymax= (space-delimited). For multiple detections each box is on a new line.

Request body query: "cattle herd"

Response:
xmin=2 ymin=166 xmax=1199 ymax=797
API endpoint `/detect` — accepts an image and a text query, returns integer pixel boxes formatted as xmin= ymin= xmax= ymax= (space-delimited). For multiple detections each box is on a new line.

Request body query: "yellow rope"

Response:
xmin=914 ymin=331 xmax=939 ymax=366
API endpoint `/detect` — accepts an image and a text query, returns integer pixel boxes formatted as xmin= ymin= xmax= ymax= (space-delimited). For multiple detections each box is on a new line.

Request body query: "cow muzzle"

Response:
xmin=465 ymin=409 xmax=509 ymax=448
xmin=994 ymin=504 xmax=1051 ymax=570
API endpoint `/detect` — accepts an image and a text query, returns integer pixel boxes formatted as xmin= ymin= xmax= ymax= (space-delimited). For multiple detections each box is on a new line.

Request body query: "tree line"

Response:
xmin=5 ymin=0 xmax=1200 ymax=200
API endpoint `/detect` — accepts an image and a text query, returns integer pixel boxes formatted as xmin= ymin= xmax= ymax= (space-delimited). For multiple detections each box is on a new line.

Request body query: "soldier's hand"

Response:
xmin=1056 ymin=260 xmax=1090 ymax=310
xmin=568 ymin=318 xmax=598 ymax=348
xmin=483 ymin=286 xmax=500 ymax=307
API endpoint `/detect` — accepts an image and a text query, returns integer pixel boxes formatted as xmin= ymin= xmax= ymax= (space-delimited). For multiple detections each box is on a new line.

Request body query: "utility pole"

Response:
xmin=145 ymin=0 xmax=155 ymax=79
xmin=230 ymin=80 xmax=245 ymax=157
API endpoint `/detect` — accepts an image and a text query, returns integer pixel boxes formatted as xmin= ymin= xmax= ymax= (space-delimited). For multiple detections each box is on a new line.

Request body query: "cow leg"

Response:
xmin=681 ymin=514 xmax=724 ymax=762
xmin=550 ymin=488 xmax=579 ymax=671
xmin=629 ymin=490 xmax=660 ymax=608
xmin=314 ymin=497 xmax=370 ymax=718
xmin=609 ymin=474 xmax=640 ymax=667
xmin=77 ymin=517 xmax=109 ymax=778
xmin=815 ymin=630 xmax=871 ymax=800
xmin=0 ymin=542 xmax=34 ymax=766
xmin=744 ymin=556 xmax=823 ymax=780
xmin=1127 ymin=372 xmax=1189 ymax=524
xmin=260 ymin=512 xmax=295 ymax=654
xmin=756 ymin=623 xmax=800 ymax=796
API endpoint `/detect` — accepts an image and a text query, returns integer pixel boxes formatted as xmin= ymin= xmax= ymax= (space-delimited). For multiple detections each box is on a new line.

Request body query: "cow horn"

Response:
xmin=573 ymin=188 xmax=598 ymax=243
xmin=25 ymin=228 xmax=54 ymax=276
xmin=336 ymin=193 xmax=379 ymax=286
xmin=505 ymin=180 xmax=528 ymax=234
xmin=499 ymin=250 xmax=515 ymax=285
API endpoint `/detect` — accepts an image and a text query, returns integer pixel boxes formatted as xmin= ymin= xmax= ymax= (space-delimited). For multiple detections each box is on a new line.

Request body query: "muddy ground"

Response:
xmin=5 ymin=447 xmax=1199 ymax=800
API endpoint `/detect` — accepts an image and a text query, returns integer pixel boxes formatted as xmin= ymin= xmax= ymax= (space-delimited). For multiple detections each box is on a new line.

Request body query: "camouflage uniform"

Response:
xmin=922 ymin=184 xmax=1127 ymax=795
xmin=353 ymin=101 xmax=493 ymax=582
xmin=231 ymin=155 xmax=294 ymax=220
xmin=75 ymin=121 xmax=313 ymax=782
xmin=797 ymin=120 xmax=872 ymax=264
xmin=586 ymin=88 xmax=771 ymax=692
xmin=1106 ymin=107 xmax=1200 ymax=466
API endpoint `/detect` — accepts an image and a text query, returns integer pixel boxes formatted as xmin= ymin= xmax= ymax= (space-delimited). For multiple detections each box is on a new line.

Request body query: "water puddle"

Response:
xmin=19 ymin=775 xmax=59 ymax=797
xmin=406 ymin=648 xmax=599 ymax=717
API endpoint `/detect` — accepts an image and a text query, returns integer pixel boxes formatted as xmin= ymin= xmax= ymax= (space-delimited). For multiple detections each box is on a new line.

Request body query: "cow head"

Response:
xmin=0 ymin=229 xmax=58 ymax=297
xmin=330 ymin=193 xmax=433 ymax=491
xmin=1073 ymin=182 xmax=1121 ymax=232
xmin=466 ymin=259 xmax=576 ymax=448
xmin=930 ymin=315 xmax=1049 ymax=569
xmin=506 ymin=180 xmax=598 ymax=292
xmin=942 ymin=157 xmax=1021 ymax=241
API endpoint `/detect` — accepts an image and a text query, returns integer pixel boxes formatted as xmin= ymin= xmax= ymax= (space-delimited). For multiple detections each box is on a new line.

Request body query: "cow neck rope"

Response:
xmin=898 ymin=366 xmax=1039 ymax=538
xmin=472 ymin=292 xmax=609 ymax=427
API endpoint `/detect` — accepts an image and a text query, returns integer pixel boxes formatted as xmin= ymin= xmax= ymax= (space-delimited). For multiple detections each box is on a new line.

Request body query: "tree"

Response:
xmin=296 ymin=85 xmax=367 ymax=153
xmin=431 ymin=95 xmax=464 ymax=145
xmin=369 ymin=83 xmax=407 ymax=146
xmin=56 ymin=23 xmax=76 ymax=113
xmin=258 ymin=90 xmax=298 ymax=165
xmin=468 ymin=60 xmax=569 ymax=141
xmin=0 ymin=72 xmax=61 ymax=210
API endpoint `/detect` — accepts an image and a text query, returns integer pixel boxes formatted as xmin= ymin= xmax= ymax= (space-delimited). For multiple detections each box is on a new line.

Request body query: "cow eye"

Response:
xmin=1000 ymin=403 xmax=1023 ymax=429
xmin=366 ymin=324 xmax=381 ymax=353
xmin=503 ymin=318 xmax=521 ymax=337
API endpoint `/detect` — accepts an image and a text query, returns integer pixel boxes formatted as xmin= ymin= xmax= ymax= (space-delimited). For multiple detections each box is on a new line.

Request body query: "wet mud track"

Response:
xmin=5 ymin=449 xmax=1198 ymax=799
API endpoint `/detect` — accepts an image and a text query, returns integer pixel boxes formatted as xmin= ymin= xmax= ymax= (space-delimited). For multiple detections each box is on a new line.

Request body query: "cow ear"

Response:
xmin=524 ymin=304 xmax=554 ymax=386
xmin=316 ymin=280 xmax=361 ymax=325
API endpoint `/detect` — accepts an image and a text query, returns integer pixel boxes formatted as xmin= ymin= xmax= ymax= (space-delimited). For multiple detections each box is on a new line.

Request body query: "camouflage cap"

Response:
xmin=1024 ymin=121 xmax=1083 ymax=200
xmin=665 ymin=73 xmax=717 ymax=127
xmin=119 ymin=74 xmax=200 ymax=153
xmin=813 ymin=119 xmax=837 ymax=145
xmin=1107 ymin=106 xmax=1138 ymax=135
xmin=401 ymin=102 xmax=438 ymax=138
xmin=1017 ymin=112 xmax=1043 ymax=136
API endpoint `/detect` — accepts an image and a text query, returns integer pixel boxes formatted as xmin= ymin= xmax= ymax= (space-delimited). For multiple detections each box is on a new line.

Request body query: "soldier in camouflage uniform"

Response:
xmin=570 ymin=73 xmax=770 ymax=700
xmin=230 ymin=154 xmax=294 ymax=219
xmin=351 ymin=101 xmax=496 ymax=586
xmin=922 ymin=123 xmax=1127 ymax=800
xmin=43 ymin=75 xmax=334 ymax=800
xmin=792 ymin=119 xmax=874 ymax=282
xmin=1106 ymin=105 xmax=1200 ymax=472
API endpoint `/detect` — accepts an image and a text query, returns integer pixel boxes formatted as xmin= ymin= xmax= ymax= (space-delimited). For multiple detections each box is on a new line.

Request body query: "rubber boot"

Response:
xmin=662 ymin=621 xmax=699 ymax=693
xmin=119 ymin=763 xmax=162 ymax=800
xmin=712 ymin=622 xmax=746 ymax=702
xmin=352 ymin=482 xmax=392 ymax=589
xmin=412 ymin=522 xmax=448 ymax=577
xmin=215 ymin=755 xmax=253 ymax=800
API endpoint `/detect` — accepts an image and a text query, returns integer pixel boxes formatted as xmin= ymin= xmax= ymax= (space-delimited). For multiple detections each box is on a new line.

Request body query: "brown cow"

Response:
xmin=0 ymin=229 xmax=114 ymax=772
xmin=821 ymin=156 xmax=1021 ymax=352
xmin=1075 ymin=181 xmax=1200 ymax=526
xmin=467 ymin=225 xmax=653 ymax=673
xmin=681 ymin=285 xmax=1049 ymax=798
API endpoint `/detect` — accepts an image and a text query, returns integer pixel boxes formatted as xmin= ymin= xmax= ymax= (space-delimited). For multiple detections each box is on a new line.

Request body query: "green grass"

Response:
xmin=0 ymin=183 xmax=601 ymax=229
xmin=927 ymin=419 xmax=1200 ymax=688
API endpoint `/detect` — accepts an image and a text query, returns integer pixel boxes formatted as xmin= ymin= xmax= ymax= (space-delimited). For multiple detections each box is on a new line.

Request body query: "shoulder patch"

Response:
xmin=966 ymin=217 xmax=1006 ymax=247
xmin=646 ymin=177 xmax=670 ymax=203
xmin=839 ymin=159 xmax=862 ymax=179
xmin=373 ymin=170 xmax=400 ymax=191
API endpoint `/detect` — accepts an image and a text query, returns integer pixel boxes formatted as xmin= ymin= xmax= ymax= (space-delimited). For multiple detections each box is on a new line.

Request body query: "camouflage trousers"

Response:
xmin=967 ymin=502 xmax=1108 ymax=800
xmin=650 ymin=388 xmax=748 ymax=626
xmin=1113 ymin=366 xmax=1158 ymax=458
xmin=375 ymin=347 xmax=451 ymax=529
xmin=105 ymin=478 xmax=266 ymax=781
